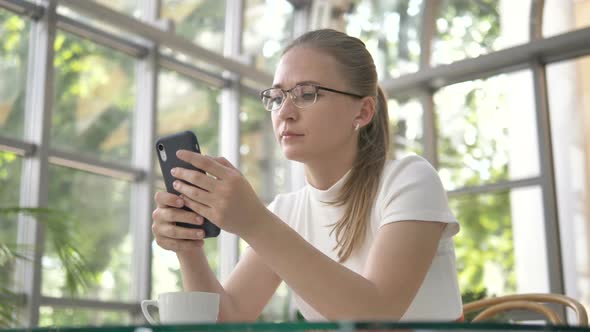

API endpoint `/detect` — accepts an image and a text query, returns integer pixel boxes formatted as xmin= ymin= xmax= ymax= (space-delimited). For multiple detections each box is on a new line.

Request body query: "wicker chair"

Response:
xmin=463 ymin=293 xmax=588 ymax=326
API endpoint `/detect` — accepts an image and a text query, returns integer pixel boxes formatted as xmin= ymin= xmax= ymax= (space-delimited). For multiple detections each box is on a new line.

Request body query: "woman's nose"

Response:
xmin=277 ymin=94 xmax=298 ymax=120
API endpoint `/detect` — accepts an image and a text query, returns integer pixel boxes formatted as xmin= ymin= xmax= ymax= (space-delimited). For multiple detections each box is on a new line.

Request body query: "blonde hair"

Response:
xmin=283 ymin=29 xmax=391 ymax=262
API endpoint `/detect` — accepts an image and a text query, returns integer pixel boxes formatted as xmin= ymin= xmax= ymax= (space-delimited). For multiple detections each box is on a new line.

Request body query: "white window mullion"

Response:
xmin=218 ymin=0 xmax=245 ymax=282
xmin=15 ymin=0 xmax=57 ymax=327
xmin=129 ymin=0 xmax=159 ymax=318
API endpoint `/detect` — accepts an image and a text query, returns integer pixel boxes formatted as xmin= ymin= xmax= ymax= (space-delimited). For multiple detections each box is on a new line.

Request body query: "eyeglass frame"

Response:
xmin=259 ymin=83 xmax=366 ymax=112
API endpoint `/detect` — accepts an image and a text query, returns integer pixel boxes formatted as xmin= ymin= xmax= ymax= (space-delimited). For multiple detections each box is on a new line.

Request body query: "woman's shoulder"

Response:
xmin=382 ymin=154 xmax=438 ymax=180
xmin=266 ymin=186 xmax=307 ymax=213
xmin=378 ymin=154 xmax=448 ymax=201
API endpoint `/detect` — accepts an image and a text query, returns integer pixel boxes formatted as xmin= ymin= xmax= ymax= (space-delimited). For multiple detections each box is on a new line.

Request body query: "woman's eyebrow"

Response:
xmin=272 ymin=80 xmax=322 ymax=88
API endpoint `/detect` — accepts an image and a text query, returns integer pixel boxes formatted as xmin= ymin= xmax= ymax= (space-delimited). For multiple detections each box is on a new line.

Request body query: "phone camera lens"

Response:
xmin=158 ymin=144 xmax=164 ymax=151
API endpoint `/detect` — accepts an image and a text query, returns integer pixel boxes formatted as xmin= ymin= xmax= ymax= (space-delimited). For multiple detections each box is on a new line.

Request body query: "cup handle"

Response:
xmin=140 ymin=300 xmax=159 ymax=325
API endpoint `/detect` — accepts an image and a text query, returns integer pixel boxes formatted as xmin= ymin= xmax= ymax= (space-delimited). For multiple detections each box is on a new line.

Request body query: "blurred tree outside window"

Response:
xmin=243 ymin=0 xmax=294 ymax=73
xmin=388 ymin=98 xmax=424 ymax=158
xmin=450 ymin=190 xmax=516 ymax=296
xmin=160 ymin=0 xmax=225 ymax=54
xmin=39 ymin=306 xmax=131 ymax=327
xmin=157 ymin=69 xmax=221 ymax=158
xmin=51 ymin=31 xmax=136 ymax=165
xmin=0 ymin=151 xmax=22 ymax=324
xmin=43 ymin=166 xmax=132 ymax=302
xmin=0 ymin=10 xmax=29 ymax=139
xmin=432 ymin=0 xmax=530 ymax=66
xmin=435 ymin=73 xmax=539 ymax=191
xmin=345 ymin=0 xmax=423 ymax=79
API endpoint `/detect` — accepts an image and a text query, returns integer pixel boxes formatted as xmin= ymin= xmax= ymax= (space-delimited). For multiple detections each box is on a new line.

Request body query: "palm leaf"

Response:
xmin=0 ymin=287 xmax=19 ymax=327
xmin=0 ymin=207 xmax=96 ymax=327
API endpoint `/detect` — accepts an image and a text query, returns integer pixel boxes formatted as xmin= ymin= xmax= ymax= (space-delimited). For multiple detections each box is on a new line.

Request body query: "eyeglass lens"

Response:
xmin=261 ymin=84 xmax=318 ymax=111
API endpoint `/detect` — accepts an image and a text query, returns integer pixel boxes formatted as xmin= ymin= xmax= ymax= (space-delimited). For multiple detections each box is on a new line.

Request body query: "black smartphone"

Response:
xmin=155 ymin=131 xmax=220 ymax=238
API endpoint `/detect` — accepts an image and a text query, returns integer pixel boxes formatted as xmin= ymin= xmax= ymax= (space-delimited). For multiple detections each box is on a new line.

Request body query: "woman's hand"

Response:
xmin=170 ymin=150 xmax=268 ymax=237
xmin=151 ymin=191 xmax=207 ymax=253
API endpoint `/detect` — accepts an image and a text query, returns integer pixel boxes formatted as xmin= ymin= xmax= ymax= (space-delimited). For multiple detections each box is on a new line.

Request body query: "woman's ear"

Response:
xmin=354 ymin=96 xmax=376 ymax=129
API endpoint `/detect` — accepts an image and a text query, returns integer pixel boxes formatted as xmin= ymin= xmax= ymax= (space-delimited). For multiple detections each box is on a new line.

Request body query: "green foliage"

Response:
xmin=39 ymin=306 xmax=130 ymax=327
xmin=346 ymin=0 xmax=423 ymax=79
xmin=0 ymin=10 xmax=29 ymax=138
xmin=0 ymin=207 xmax=96 ymax=328
xmin=52 ymin=31 xmax=135 ymax=163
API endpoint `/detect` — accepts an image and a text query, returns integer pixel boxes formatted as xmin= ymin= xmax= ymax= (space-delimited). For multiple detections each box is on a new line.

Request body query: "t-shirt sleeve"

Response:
xmin=379 ymin=156 xmax=459 ymax=238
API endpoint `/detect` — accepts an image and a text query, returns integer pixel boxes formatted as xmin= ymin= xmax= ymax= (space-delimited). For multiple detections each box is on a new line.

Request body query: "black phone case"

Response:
xmin=155 ymin=131 xmax=220 ymax=238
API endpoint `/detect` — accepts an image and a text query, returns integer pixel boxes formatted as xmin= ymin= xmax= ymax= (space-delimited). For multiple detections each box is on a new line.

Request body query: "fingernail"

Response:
xmin=197 ymin=231 xmax=204 ymax=238
xmin=173 ymin=181 xmax=179 ymax=188
xmin=196 ymin=216 xmax=203 ymax=224
xmin=171 ymin=168 xmax=177 ymax=175
xmin=176 ymin=151 xmax=182 ymax=157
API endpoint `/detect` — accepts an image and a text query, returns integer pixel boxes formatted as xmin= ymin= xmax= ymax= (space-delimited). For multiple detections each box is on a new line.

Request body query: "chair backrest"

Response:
xmin=463 ymin=293 xmax=588 ymax=326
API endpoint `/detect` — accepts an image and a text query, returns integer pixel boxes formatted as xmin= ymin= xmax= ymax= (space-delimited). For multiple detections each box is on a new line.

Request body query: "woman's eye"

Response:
xmin=301 ymin=93 xmax=315 ymax=100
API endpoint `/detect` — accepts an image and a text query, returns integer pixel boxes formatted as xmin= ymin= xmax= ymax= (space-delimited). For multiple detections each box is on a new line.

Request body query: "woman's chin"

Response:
xmin=282 ymin=147 xmax=307 ymax=162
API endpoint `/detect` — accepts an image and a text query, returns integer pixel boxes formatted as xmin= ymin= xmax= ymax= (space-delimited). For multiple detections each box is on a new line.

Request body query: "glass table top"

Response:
xmin=4 ymin=321 xmax=590 ymax=332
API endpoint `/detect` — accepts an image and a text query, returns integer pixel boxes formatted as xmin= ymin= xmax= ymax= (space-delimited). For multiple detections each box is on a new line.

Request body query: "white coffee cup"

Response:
xmin=141 ymin=291 xmax=220 ymax=324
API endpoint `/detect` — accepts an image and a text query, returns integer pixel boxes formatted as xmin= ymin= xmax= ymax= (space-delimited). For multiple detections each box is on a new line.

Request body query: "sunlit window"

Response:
xmin=388 ymin=98 xmax=423 ymax=157
xmin=43 ymin=166 xmax=132 ymax=302
xmin=243 ymin=0 xmax=294 ymax=72
xmin=435 ymin=72 xmax=539 ymax=190
xmin=0 ymin=151 xmax=22 ymax=293
xmin=345 ymin=0 xmax=423 ymax=78
xmin=0 ymin=10 xmax=29 ymax=139
xmin=160 ymin=0 xmax=225 ymax=54
xmin=432 ymin=0 xmax=531 ymax=66
xmin=51 ymin=32 xmax=136 ymax=164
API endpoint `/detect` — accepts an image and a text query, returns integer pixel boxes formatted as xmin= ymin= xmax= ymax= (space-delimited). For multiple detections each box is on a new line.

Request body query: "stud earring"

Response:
xmin=354 ymin=123 xmax=360 ymax=131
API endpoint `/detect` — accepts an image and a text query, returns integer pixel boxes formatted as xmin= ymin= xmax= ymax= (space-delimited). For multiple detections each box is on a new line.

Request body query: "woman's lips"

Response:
xmin=281 ymin=131 xmax=304 ymax=142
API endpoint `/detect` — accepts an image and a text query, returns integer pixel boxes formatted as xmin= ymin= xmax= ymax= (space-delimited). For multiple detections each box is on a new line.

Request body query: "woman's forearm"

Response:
xmin=240 ymin=211 xmax=400 ymax=321
xmin=176 ymin=248 xmax=238 ymax=322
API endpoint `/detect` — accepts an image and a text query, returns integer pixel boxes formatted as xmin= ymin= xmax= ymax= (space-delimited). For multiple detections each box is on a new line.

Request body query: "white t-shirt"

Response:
xmin=266 ymin=155 xmax=463 ymax=321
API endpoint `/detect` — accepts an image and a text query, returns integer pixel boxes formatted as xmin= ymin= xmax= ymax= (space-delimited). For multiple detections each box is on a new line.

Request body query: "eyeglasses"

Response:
xmin=259 ymin=83 xmax=365 ymax=112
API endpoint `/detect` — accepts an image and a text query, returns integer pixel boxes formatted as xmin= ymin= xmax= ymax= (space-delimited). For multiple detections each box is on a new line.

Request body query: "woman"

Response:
xmin=151 ymin=29 xmax=462 ymax=322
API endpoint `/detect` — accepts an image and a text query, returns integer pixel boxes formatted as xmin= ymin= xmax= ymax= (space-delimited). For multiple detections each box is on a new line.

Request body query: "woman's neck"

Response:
xmin=304 ymin=146 xmax=357 ymax=190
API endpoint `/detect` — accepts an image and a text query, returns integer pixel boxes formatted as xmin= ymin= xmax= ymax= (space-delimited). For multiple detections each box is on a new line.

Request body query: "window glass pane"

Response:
xmin=238 ymin=95 xmax=291 ymax=321
xmin=151 ymin=181 xmax=220 ymax=298
xmin=157 ymin=69 xmax=221 ymax=176
xmin=547 ymin=56 xmax=590 ymax=310
xmin=39 ymin=306 xmax=131 ymax=327
xmin=56 ymin=5 xmax=139 ymax=41
xmin=236 ymin=241 xmax=292 ymax=322
xmin=43 ymin=165 xmax=132 ymax=301
xmin=453 ymin=190 xmax=515 ymax=297
xmin=543 ymin=0 xmax=590 ymax=38
xmin=151 ymin=236 xmax=219 ymax=297
xmin=154 ymin=71 xmax=220 ymax=297
xmin=389 ymin=98 xmax=423 ymax=158
xmin=346 ymin=0 xmax=422 ymax=78
xmin=243 ymin=0 xmax=293 ymax=73
xmin=160 ymin=0 xmax=225 ymax=54
xmin=453 ymin=187 xmax=548 ymax=298
xmin=52 ymin=32 xmax=135 ymax=164
xmin=240 ymin=96 xmax=289 ymax=203
xmin=432 ymin=0 xmax=531 ymax=66
xmin=0 ymin=10 xmax=29 ymax=139
xmin=93 ymin=0 xmax=139 ymax=17
xmin=434 ymin=71 xmax=540 ymax=190
xmin=0 ymin=151 xmax=22 ymax=292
